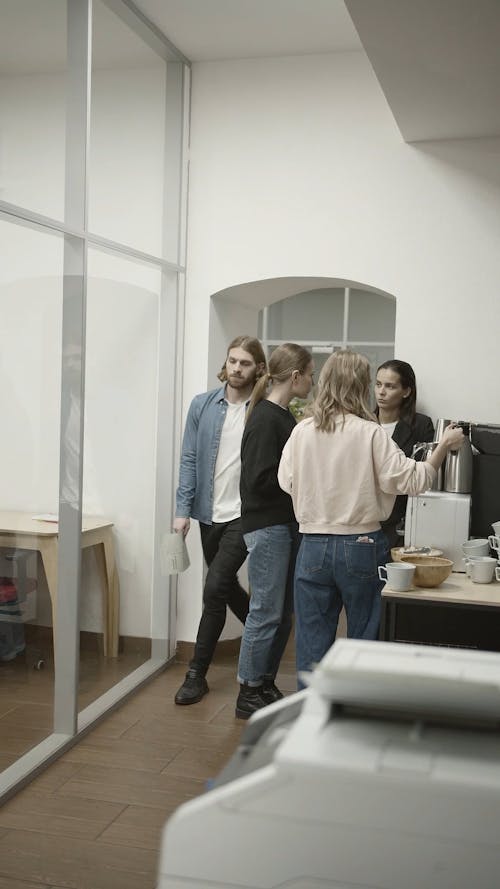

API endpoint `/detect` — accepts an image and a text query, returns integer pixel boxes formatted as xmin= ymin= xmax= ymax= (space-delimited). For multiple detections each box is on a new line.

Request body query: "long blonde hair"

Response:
xmin=310 ymin=350 xmax=377 ymax=432
xmin=246 ymin=342 xmax=312 ymax=422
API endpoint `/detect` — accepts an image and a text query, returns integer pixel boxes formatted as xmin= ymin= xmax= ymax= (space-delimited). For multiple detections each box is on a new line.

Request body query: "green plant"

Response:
xmin=289 ymin=397 xmax=309 ymax=421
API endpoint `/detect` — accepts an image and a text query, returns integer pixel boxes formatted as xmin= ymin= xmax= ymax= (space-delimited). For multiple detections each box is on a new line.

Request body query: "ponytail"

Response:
xmin=245 ymin=372 xmax=270 ymax=423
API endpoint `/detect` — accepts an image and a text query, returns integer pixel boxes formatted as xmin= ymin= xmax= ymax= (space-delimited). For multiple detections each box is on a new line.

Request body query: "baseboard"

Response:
xmin=23 ymin=626 xmax=151 ymax=657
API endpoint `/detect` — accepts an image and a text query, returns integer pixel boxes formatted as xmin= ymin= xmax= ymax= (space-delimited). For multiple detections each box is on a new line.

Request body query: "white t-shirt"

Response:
xmin=212 ymin=401 xmax=246 ymax=523
xmin=381 ymin=420 xmax=398 ymax=438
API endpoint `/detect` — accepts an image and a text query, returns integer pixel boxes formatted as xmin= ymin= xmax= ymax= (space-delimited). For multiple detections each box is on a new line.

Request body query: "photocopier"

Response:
xmin=158 ymin=638 xmax=500 ymax=888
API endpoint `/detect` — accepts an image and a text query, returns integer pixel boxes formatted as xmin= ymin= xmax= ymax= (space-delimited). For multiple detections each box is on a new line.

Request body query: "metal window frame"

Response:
xmin=260 ymin=286 xmax=396 ymax=354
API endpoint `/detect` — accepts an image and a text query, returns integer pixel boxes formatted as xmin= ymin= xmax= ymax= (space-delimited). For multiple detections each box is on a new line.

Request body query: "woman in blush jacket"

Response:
xmin=277 ymin=350 xmax=464 ymax=685
xmin=236 ymin=343 xmax=314 ymax=719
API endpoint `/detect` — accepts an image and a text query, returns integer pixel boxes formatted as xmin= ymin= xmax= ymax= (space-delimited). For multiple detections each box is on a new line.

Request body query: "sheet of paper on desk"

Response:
xmin=32 ymin=513 xmax=59 ymax=523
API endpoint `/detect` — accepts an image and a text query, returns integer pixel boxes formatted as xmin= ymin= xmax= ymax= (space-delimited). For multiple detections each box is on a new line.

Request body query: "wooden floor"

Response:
xmin=0 ymin=630 xmax=152 ymax=774
xmin=0 ymin=644 xmax=298 ymax=889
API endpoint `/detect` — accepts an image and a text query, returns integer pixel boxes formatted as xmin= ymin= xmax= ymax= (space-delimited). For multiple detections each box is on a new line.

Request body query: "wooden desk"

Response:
xmin=0 ymin=512 xmax=119 ymax=657
xmin=380 ymin=572 xmax=500 ymax=652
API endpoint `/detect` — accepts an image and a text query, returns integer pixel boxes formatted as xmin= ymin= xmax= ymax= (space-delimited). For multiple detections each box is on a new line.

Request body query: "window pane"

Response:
xmin=89 ymin=0 xmax=167 ymax=255
xmin=0 ymin=218 xmax=63 ymax=769
xmin=348 ymin=289 xmax=396 ymax=342
xmin=265 ymin=288 xmax=345 ymax=341
xmin=0 ymin=0 xmax=67 ymax=219
xmin=79 ymin=248 xmax=162 ymax=706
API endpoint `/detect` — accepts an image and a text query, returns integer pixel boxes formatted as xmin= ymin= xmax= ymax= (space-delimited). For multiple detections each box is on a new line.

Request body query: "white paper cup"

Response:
xmin=161 ymin=532 xmax=190 ymax=575
xmin=378 ymin=562 xmax=415 ymax=592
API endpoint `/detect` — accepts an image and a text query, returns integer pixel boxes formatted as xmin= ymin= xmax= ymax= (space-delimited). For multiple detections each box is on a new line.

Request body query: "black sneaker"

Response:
xmin=235 ymin=684 xmax=268 ymax=720
xmin=174 ymin=669 xmax=209 ymax=705
xmin=261 ymin=680 xmax=284 ymax=704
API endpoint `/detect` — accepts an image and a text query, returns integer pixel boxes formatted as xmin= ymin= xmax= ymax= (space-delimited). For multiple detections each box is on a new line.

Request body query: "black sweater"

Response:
xmin=381 ymin=412 xmax=435 ymax=547
xmin=240 ymin=399 xmax=297 ymax=533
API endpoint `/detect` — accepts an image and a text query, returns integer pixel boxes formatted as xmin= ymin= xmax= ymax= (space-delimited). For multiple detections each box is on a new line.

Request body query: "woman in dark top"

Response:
xmin=374 ymin=359 xmax=434 ymax=549
xmin=236 ymin=343 xmax=314 ymax=719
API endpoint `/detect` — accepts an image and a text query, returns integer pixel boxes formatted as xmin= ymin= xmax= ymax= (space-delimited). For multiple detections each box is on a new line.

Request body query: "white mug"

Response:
xmin=378 ymin=562 xmax=415 ymax=592
xmin=496 ymin=566 xmax=500 ymax=582
xmin=462 ymin=539 xmax=490 ymax=557
xmin=465 ymin=557 xmax=497 ymax=583
xmin=491 ymin=521 xmax=500 ymax=538
xmin=488 ymin=535 xmax=500 ymax=554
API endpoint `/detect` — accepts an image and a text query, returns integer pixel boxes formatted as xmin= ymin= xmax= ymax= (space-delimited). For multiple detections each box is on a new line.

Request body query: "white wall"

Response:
xmin=176 ymin=50 xmax=500 ymax=642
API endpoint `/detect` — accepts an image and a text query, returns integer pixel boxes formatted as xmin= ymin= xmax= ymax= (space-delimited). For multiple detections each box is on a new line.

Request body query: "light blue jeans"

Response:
xmin=237 ymin=523 xmax=300 ymax=686
xmin=294 ymin=530 xmax=389 ymax=687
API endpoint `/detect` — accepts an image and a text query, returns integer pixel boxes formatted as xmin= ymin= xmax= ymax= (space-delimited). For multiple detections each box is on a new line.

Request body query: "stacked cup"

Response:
xmin=488 ymin=521 xmax=500 ymax=582
xmin=463 ymin=527 xmax=500 ymax=583
xmin=488 ymin=520 xmax=500 ymax=559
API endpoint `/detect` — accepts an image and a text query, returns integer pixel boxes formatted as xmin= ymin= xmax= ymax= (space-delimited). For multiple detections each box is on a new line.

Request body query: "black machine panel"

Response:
xmin=470 ymin=425 xmax=500 ymax=538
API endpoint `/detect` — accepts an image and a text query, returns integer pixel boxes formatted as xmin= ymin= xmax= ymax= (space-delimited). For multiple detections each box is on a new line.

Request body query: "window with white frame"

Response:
xmin=259 ymin=285 xmax=396 ymax=414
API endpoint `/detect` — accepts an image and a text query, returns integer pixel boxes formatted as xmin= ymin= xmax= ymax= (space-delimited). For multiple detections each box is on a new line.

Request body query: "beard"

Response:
xmin=228 ymin=373 xmax=255 ymax=389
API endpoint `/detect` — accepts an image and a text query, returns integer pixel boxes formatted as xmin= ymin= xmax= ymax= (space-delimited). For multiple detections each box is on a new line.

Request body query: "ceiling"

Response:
xmin=134 ymin=0 xmax=500 ymax=142
xmin=132 ymin=0 xmax=362 ymax=60
xmin=1 ymin=1 xmax=499 ymax=142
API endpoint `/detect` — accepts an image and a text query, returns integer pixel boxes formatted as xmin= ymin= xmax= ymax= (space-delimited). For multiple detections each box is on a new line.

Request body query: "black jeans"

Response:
xmin=189 ymin=518 xmax=249 ymax=675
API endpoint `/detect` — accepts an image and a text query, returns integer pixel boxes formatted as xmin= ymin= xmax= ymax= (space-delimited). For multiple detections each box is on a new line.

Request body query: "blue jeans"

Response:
xmin=294 ymin=530 xmax=389 ymax=685
xmin=237 ymin=523 xmax=300 ymax=686
xmin=0 ymin=619 xmax=25 ymax=662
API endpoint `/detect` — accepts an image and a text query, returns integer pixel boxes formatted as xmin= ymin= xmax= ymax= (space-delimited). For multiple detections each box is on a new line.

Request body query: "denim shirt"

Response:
xmin=176 ymin=385 xmax=246 ymax=525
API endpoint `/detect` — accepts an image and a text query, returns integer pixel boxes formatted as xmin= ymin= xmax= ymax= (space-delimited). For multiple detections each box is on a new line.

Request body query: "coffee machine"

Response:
xmin=470 ymin=423 xmax=500 ymax=537
xmin=404 ymin=490 xmax=471 ymax=571
xmin=404 ymin=419 xmax=473 ymax=570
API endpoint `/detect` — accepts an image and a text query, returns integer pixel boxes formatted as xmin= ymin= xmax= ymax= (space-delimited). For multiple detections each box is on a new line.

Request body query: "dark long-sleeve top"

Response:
xmin=240 ymin=399 xmax=297 ymax=534
xmin=381 ymin=412 xmax=435 ymax=546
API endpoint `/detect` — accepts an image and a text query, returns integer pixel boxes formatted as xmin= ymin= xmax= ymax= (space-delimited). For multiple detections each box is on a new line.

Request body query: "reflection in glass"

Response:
xmin=0 ymin=219 xmax=63 ymax=771
xmin=0 ymin=0 xmax=67 ymax=219
xmin=89 ymin=0 xmax=167 ymax=255
xmin=78 ymin=248 xmax=161 ymax=707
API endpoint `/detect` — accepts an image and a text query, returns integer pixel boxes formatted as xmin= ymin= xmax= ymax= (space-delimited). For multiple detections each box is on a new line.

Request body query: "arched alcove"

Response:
xmin=208 ymin=276 xmax=396 ymax=384
xmin=206 ymin=275 xmax=396 ymax=640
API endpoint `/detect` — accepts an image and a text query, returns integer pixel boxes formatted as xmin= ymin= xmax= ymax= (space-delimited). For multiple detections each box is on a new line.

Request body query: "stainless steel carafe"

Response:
xmin=434 ymin=418 xmax=451 ymax=442
xmin=444 ymin=421 xmax=473 ymax=493
xmin=412 ymin=441 xmax=442 ymax=490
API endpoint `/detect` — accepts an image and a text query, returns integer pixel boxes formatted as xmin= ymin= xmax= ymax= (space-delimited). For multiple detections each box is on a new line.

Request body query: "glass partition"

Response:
xmin=88 ymin=0 xmax=168 ymax=256
xmin=0 ymin=0 xmax=188 ymax=800
xmin=0 ymin=218 xmax=63 ymax=770
xmin=0 ymin=0 xmax=68 ymax=220
xmin=78 ymin=247 xmax=161 ymax=707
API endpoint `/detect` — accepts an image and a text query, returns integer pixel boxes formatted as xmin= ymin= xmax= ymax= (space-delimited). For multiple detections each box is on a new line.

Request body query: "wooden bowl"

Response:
xmin=391 ymin=547 xmax=443 ymax=563
xmin=400 ymin=555 xmax=453 ymax=588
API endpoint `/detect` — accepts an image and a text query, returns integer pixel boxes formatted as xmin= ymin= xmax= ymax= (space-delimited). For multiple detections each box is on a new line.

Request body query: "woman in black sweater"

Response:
xmin=236 ymin=343 xmax=314 ymax=719
xmin=374 ymin=359 xmax=435 ymax=549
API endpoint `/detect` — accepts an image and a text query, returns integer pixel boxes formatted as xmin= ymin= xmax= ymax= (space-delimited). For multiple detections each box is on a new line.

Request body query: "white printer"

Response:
xmin=158 ymin=638 xmax=500 ymax=889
